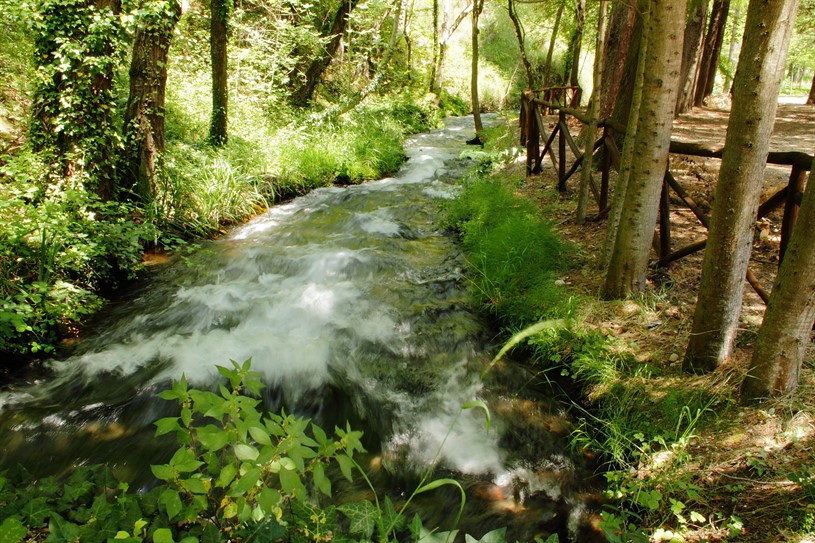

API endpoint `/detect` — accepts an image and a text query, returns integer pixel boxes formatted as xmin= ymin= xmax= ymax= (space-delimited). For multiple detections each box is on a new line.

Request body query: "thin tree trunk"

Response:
xmin=470 ymin=0 xmax=484 ymax=141
xmin=543 ymin=0 xmax=565 ymax=86
xmin=676 ymin=0 xmax=709 ymax=115
xmin=603 ymin=2 xmax=649 ymax=267
xmin=741 ymin=159 xmax=815 ymax=400
xmin=603 ymin=0 xmax=687 ymax=299
xmin=121 ymin=0 xmax=181 ymax=201
xmin=568 ymin=0 xmax=586 ymax=105
xmin=430 ymin=0 xmax=439 ymax=91
xmin=807 ymin=71 xmax=815 ymax=104
xmin=209 ymin=0 xmax=228 ymax=146
xmin=577 ymin=0 xmax=607 ymax=224
xmin=694 ymin=0 xmax=729 ymax=106
xmin=432 ymin=1 xmax=472 ymax=93
xmin=684 ymin=0 xmax=800 ymax=372
xmin=508 ymin=0 xmax=535 ymax=88
xmin=599 ymin=0 xmax=637 ymax=118
xmin=291 ymin=0 xmax=360 ymax=106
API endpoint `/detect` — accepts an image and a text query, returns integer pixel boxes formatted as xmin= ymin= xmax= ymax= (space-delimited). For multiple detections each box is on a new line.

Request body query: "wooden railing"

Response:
xmin=519 ymin=89 xmax=813 ymax=303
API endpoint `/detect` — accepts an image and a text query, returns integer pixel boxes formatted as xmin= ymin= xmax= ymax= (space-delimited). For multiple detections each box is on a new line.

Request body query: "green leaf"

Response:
xmin=151 ymin=464 xmax=175 ymax=481
xmin=160 ymin=488 xmax=183 ymax=520
xmin=196 ymin=425 xmax=230 ymax=452
xmin=336 ymin=454 xmax=355 ymax=482
xmin=248 ymin=425 xmax=272 ymax=446
xmin=22 ymin=497 xmax=52 ymax=526
xmin=482 ymin=319 xmax=568 ymax=378
xmin=278 ymin=466 xmax=305 ymax=498
xmin=461 ymin=400 xmax=491 ymax=433
xmin=229 ymin=468 xmax=261 ymax=497
xmin=415 ymin=478 xmax=466 ymax=528
xmin=181 ymin=476 xmax=208 ymax=495
xmin=234 ymin=443 xmax=259 ymax=462
xmin=153 ymin=527 xmax=176 ymax=543
xmin=465 ymin=527 xmax=506 ymax=543
xmin=216 ymin=463 xmax=237 ymax=488
xmin=338 ymin=500 xmax=377 ymax=538
xmin=0 ymin=517 xmax=27 ymax=543
xmin=46 ymin=513 xmax=79 ymax=543
xmin=170 ymin=447 xmax=204 ymax=473
xmin=155 ymin=417 xmax=181 ymax=436
xmin=312 ymin=462 xmax=332 ymax=497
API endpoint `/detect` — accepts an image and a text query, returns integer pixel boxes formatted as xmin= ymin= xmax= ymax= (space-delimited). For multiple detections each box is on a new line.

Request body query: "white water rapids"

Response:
xmin=0 ymin=116 xmax=601 ymax=541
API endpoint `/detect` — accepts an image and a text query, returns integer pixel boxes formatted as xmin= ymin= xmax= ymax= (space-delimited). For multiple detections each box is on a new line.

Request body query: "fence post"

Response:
xmin=558 ymin=110 xmax=567 ymax=191
xmin=526 ymin=96 xmax=541 ymax=175
xmin=780 ymin=164 xmax=807 ymax=265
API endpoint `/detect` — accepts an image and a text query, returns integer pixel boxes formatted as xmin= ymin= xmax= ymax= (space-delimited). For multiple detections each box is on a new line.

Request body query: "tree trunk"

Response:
xmin=430 ymin=0 xmax=439 ymax=92
xmin=694 ymin=0 xmax=729 ymax=106
xmin=567 ymin=0 xmax=586 ymax=105
xmin=608 ymin=2 xmax=646 ymax=149
xmin=603 ymin=0 xmax=687 ymax=299
xmin=30 ymin=0 xmax=123 ymax=200
xmin=599 ymin=0 xmax=637 ymax=118
xmin=576 ymin=0 xmax=607 ymax=224
xmin=121 ymin=0 xmax=181 ymax=201
xmin=209 ymin=0 xmax=228 ymax=146
xmin=807 ymin=71 xmax=815 ymax=104
xmin=508 ymin=0 xmax=535 ymax=88
xmin=432 ymin=1 xmax=473 ymax=93
xmin=676 ymin=0 xmax=709 ymax=114
xmin=470 ymin=0 xmax=484 ymax=141
xmin=741 ymin=162 xmax=815 ymax=400
xmin=543 ymin=0 xmax=565 ymax=86
xmin=291 ymin=0 xmax=360 ymax=106
xmin=603 ymin=3 xmax=649 ymax=268
xmin=684 ymin=0 xmax=799 ymax=372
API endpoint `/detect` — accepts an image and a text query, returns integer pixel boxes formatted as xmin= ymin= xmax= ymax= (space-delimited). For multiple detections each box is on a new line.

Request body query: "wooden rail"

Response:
xmin=520 ymin=89 xmax=813 ymax=303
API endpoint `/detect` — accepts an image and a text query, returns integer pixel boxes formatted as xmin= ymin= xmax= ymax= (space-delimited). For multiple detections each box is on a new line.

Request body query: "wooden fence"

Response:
xmin=520 ymin=89 xmax=812 ymax=303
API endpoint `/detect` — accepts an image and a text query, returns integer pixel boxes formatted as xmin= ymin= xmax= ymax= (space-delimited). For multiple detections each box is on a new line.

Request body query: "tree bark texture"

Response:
xmin=684 ymin=0 xmax=799 ymax=372
xmin=290 ymin=0 xmax=360 ymax=106
xmin=609 ymin=2 xmax=646 ymax=148
xmin=599 ymin=0 xmax=637 ymax=118
xmin=603 ymin=0 xmax=687 ymax=300
xmin=676 ymin=0 xmax=709 ymax=114
xmin=694 ymin=0 xmax=729 ymax=106
xmin=742 ymin=159 xmax=815 ymax=400
xmin=121 ymin=0 xmax=181 ymax=201
xmin=808 ymin=71 xmax=815 ymax=104
xmin=209 ymin=0 xmax=228 ymax=146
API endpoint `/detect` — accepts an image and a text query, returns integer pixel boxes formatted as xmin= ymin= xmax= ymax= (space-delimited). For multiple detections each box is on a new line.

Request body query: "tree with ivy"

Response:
xmin=29 ymin=0 xmax=126 ymax=200
xmin=120 ymin=0 xmax=182 ymax=201
xmin=210 ymin=0 xmax=230 ymax=146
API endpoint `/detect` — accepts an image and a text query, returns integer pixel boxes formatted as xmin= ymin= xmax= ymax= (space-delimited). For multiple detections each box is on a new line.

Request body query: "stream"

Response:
xmin=0 ymin=116 xmax=601 ymax=542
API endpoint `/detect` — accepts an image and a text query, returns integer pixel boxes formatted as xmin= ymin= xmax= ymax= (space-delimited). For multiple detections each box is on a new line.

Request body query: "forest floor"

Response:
xmin=507 ymin=102 xmax=815 ymax=542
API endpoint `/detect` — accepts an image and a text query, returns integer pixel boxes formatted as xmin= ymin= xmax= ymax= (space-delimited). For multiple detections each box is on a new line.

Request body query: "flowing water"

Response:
xmin=0 ymin=117 xmax=601 ymax=541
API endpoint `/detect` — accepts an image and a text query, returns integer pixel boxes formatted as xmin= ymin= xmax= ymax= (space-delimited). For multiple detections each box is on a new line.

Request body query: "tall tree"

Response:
xmin=808 ymin=72 xmax=815 ymax=104
xmin=676 ymin=0 xmax=709 ymax=114
xmin=29 ymin=0 xmax=124 ymax=199
xmin=576 ymin=0 xmax=608 ymax=223
xmin=209 ymin=0 xmax=229 ymax=146
xmin=507 ymin=0 xmax=535 ymax=88
xmin=693 ymin=0 xmax=730 ymax=106
xmin=470 ymin=0 xmax=484 ymax=142
xmin=741 ymin=159 xmax=815 ymax=400
xmin=542 ymin=0 xmax=566 ymax=86
xmin=603 ymin=0 xmax=687 ymax=299
xmin=290 ymin=0 xmax=361 ymax=106
xmin=566 ymin=0 xmax=586 ymax=106
xmin=684 ymin=0 xmax=799 ymax=372
xmin=599 ymin=0 xmax=637 ymax=118
xmin=430 ymin=0 xmax=473 ymax=93
xmin=120 ymin=0 xmax=182 ymax=201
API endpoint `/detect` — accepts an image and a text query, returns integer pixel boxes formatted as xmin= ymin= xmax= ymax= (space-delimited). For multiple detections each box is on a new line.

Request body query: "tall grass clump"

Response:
xmin=444 ymin=174 xmax=573 ymax=329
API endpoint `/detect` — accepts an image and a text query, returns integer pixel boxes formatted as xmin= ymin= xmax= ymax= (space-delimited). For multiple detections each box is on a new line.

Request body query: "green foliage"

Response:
xmin=0 ymin=152 xmax=155 ymax=354
xmin=0 ymin=359 xmax=517 ymax=543
xmin=443 ymin=175 xmax=572 ymax=328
